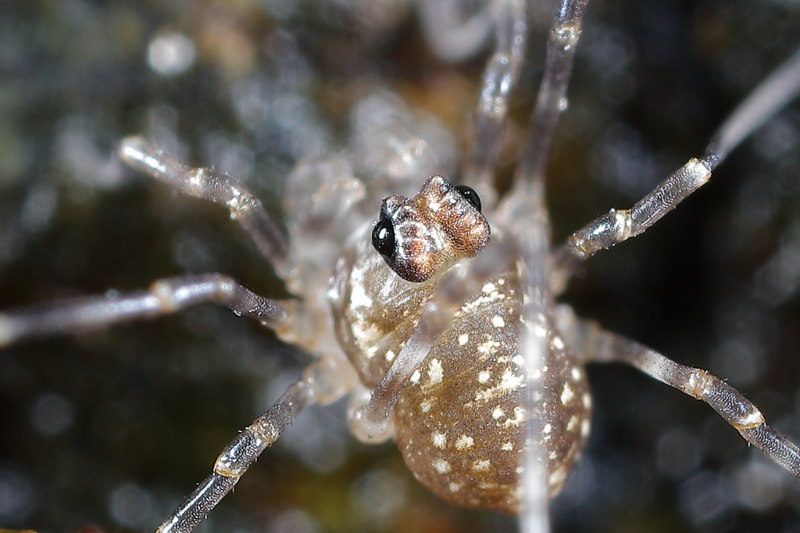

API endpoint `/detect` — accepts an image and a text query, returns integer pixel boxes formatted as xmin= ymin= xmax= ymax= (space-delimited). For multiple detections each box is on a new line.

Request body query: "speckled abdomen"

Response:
xmin=332 ymin=233 xmax=592 ymax=512
xmin=391 ymin=272 xmax=592 ymax=512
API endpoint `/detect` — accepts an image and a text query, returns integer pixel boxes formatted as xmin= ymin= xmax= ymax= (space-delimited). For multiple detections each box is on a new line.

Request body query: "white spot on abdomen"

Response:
xmin=560 ymin=383 xmax=575 ymax=405
xmin=472 ymin=459 xmax=491 ymax=472
xmin=432 ymin=458 xmax=451 ymax=474
xmin=427 ymin=358 xmax=444 ymax=386
xmin=455 ymin=435 xmax=474 ymax=451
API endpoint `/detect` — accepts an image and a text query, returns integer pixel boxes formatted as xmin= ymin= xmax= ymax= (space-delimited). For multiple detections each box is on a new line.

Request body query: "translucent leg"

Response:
xmin=559 ymin=46 xmax=800 ymax=263
xmin=118 ymin=136 xmax=289 ymax=275
xmin=514 ymin=0 xmax=592 ymax=187
xmin=558 ymin=308 xmax=800 ymax=479
xmin=462 ymin=0 xmax=527 ymax=202
xmin=511 ymin=3 xmax=592 ymax=530
xmin=517 ymin=221 xmax=552 ymax=533
xmin=497 ymin=173 xmax=553 ymax=533
xmin=156 ymin=378 xmax=316 ymax=533
xmin=0 ymin=274 xmax=288 ymax=347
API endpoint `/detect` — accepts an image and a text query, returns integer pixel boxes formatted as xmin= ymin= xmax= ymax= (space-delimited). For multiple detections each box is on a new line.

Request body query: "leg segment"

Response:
xmin=557 ymin=307 xmax=800 ymax=478
xmin=706 ymin=47 xmax=800 ymax=165
xmin=118 ymin=136 xmax=289 ymax=274
xmin=463 ymin=0 xmax=527 ymax=202
xmin=564 ymin=158 xmax=711 ymax=260
xmin=514 ymin=0 xmax=591 ymax=187
xmin=511 ymin=3 xmax=592 ymax=530
xmin=501 ymin=3 xmax=592 ymax=530
xmin=157 ymin=377 xmax=316 ymax=533
xmin=558 ymin=47 xmax=800 ymax=264
xmin=0 ymin=274 xmax=289 ymax=346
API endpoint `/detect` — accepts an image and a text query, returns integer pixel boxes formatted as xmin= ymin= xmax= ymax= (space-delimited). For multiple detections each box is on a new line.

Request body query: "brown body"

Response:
xmin=331 ymin=178 xmax=592 ymax=511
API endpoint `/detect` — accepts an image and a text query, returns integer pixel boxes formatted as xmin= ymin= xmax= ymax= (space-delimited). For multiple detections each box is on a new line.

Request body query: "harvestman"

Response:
xmin=2 ymin=1 xmax=800 ymax=531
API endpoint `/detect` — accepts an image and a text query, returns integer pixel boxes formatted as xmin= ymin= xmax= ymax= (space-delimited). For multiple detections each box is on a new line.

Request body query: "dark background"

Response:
xmin=0 ymin=1 xmax=799 ymax=532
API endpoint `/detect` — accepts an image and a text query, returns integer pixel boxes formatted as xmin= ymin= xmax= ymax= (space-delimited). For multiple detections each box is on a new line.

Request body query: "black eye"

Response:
xmin=455 ymin=185 xmax=481 ymax=212
xmin=371 ymin=217 xmax=395 ymax=258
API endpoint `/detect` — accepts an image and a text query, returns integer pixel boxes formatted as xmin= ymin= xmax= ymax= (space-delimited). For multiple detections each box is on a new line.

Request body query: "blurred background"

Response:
xmin=0 ymin=0 xmax=799 ymax=532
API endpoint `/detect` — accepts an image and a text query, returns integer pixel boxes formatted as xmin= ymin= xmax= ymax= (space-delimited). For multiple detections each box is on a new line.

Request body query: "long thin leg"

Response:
xmin=557 ymin=307 xmax=800 ymax=478
xmin=462 ymin=0 xmax=527 ymax=202
xmin=118 ymin=136 xmax=289 ymax=275
xmin=157 ymin=377 xmax=317 ymax=533
xmin=509 ymin=2 xmax=591 ymax=531
xmin=0 ymin=274 xmax=288 ymax=347
xmin=497 ymin=179 xmax=553 ymax=533
xmin=514 ymin=0 xmax=591 ymax=187
xmin=558 ymin=47 xmax=800 ymax=264
xmin=516 ymin=220 xmax=553 ymax=533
